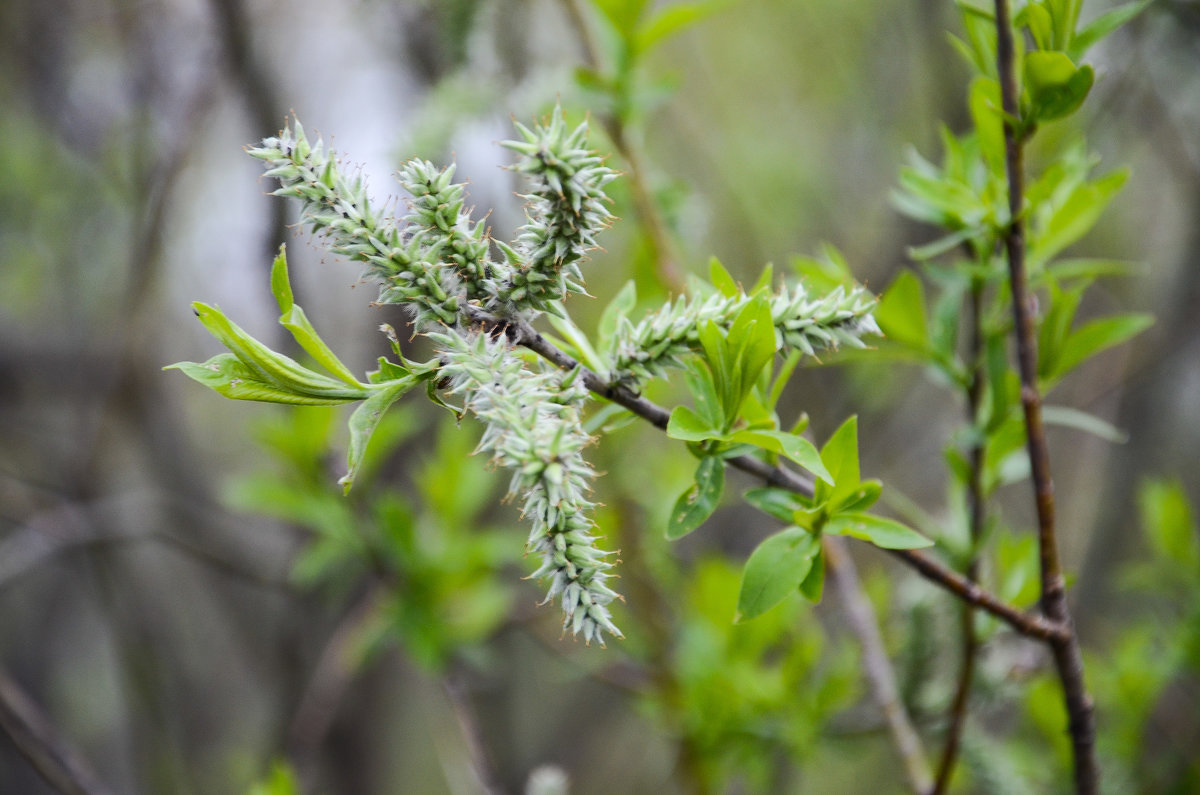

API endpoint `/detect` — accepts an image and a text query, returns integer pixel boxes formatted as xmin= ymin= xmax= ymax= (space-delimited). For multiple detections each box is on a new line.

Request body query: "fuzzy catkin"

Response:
xmin=432 ymin=329 xmax=622 ymax=644
xmin=609 ymin=284 xmax=881 ymax=386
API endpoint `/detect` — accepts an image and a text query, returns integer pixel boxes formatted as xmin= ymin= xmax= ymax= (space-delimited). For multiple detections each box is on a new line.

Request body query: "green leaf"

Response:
xmin=167 ymin=355 xmax=361 ymax=405
xmin=1069 ymin=0 xmax=1152 ymax=61
xmin=667 ymin=456 xmax=726 ymax=539
xmin=634 ymin=0 xmax=730 ymax=55
xmin=340 ymin=377 xmax=419 ymax=493
xmin=667 ymin=405 xmax=722 ymax=442
xmin=1051 ymin=312 xmax=1153 ymax=380
xmin=271 ymin=246 xmax=363 ymax=388
xmin=728 ymin=428 xmax=833 ymax=485
xmin=817 ymin=416 xmax=861 ymax=507
xmin=189 ymin=302 xmax=368 ymax=400
xmin=708 ymin=256 xmax=740 ymax=297
xmin=1023 ymin=52 xmax=1094 ymax=123
xmin=798 ymin=548 xmax=825 ymax=603
xmin=876 ymin=270 xmax=930 ymax=351
xmin=735 ymin=527 xmax=820 ymax=622
xmin=683 ymin=360 xmax=724 ymax=430
xmin=743 ymin=487 xmax=806 ymax=523
xmin=1042 ymin=405 xmax=1127 ymax=443
xmin=824 ymin=512 xmax=933 ymax=549
xmin=1031 ymin=170 xmax=1128 ymax=266
xmin=1139 ymin=479 xmax=1199 ymax=568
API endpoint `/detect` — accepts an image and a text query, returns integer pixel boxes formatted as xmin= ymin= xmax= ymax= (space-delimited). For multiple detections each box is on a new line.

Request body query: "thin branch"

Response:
xmin=993 ymin=1 xmax=1098 ymax=792
xmin=825 ymin=538 xmax=933 ymax=794
xmin=559 ymin=0 xmax=687 ymax=293
xmin=932 ymin=281 xmax=988 ymax=794
xmin=442 ymin=670 xmax=504 ymax=795
xmin=287 ymin=584 xmax=388 ymax=769
xmin=463 ymin=307 xmax=1068 ymax=643
xmin=0 ymin=668 xmax=114 ymax=795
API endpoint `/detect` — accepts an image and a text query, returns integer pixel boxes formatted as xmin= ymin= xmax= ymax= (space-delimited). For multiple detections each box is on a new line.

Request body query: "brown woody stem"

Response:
xmin=993 ymin=1 xmax=1098 ymax=791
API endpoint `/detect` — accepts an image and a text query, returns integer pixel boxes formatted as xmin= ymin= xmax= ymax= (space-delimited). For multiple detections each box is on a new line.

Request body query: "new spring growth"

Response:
xmin=432 ymin=330 xmax=622 ymax=645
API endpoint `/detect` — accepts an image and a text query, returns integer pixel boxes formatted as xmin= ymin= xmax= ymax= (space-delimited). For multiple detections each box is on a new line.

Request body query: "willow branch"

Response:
xmin=466 ymin=308 xmax=1067 ymax=643
xmin=993 ymin=1 xmax=1098 ymax=791
xmin=825 ymin=538 xmax=933 ymax=794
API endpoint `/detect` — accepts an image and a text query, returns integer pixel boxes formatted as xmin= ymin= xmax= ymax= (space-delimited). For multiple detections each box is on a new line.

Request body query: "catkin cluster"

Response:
xmin=249 ymin=108 xmax=880 ymax=643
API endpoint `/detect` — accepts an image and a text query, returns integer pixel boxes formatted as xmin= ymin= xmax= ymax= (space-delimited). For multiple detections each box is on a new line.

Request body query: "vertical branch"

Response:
xmin=933 ymin=282 xmax=987 ymax=793
xmin=825 ymin=538 xmax=933 ymax=794
xmin=992 ymin=2 xmax=1098 ymax=792
xmin=560 ymin=0 xmax=686 ymax=292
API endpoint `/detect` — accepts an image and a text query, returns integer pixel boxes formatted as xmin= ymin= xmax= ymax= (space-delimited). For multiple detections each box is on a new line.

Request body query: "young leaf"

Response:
xmin=728 ymin=428 xmax=833 ymax=485
xmin=1024 ymin=53 xmax=1094 ymax=123
xmin=1050 ymin=312 xmax=1153 ymax=381
xmin=667 ymin=405 xmax=722 ymax=442
xmin=167 ymin=355 xmax=361 ymax=406
xmin=1139 ymin=479 xmax=1199 ymax=569
xmin=272 ymin=246 xmax=362 ymax=388
xmin=340 ymin=376 xmax=419 ymax=493
xmin=1069 ymin=0 xmax=1153 ymax=61
xmin=876 ymin=270 xmax=930 ymax=351
xmin=818 ymin=416 xmax=862 ymax=508
xmin=824 ymin=513 xmax=933 ymax=550
xmin=743 ymin=486 xmax=806 ymax=523
xmin=189 ymin=302 xmax=368 ymax=400
xmin=709 ymin=256 xmax=740 ymax=297
xmin=735 ymin=527 xmax=820 ymax=622
xmin=667 ymin=456 xmax=726 ymax=539
xmin=798 ymin=548 xmax=825 ymax=603
xmin=1041 ymin=405 xmax=1127 ymax=443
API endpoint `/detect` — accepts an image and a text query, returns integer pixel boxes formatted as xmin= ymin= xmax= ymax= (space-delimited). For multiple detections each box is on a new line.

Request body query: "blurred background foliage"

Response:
xmin=0 ymin=0 xmax=1197 ymax=792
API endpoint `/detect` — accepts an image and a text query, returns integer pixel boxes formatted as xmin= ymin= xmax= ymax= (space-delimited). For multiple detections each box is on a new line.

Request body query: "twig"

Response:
xmin=559 ymin=0 xmax=687 ymax=292
xmin=442 ymin=670 xmax=505 ymax=795
xmin=0 ymin=668 xmax=114 ymax=795
xmin=993 ymin=2 xmax=1098 ymax=792
xmin=932 ymin=281 xmax=987 ymax=793
xmin=461 ymin=307 xmax=1069 ymax=643
xmin=825 ymin=538 xmax=933 ymax=794
xmin=287 ymin=584 xmax=388 ymax=769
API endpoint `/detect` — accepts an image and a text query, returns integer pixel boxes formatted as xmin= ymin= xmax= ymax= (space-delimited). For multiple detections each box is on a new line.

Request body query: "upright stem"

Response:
xmin=825 ymin=539 xmax=933 ymax=794
xmin=993 ymin=2 xmax=1098 ymax=791
xmin=933 ymin=282 xmax=987 ymax=794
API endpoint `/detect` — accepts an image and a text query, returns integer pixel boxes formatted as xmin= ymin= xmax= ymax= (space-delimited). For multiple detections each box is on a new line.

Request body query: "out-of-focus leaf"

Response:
xmin=1042 ymin=405 xmax=1127 ymax=443
xmin=1051 ymin=312 xmax=1153 ymax=381
xmin=876 ymin=270 xmax=930 ymax=351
